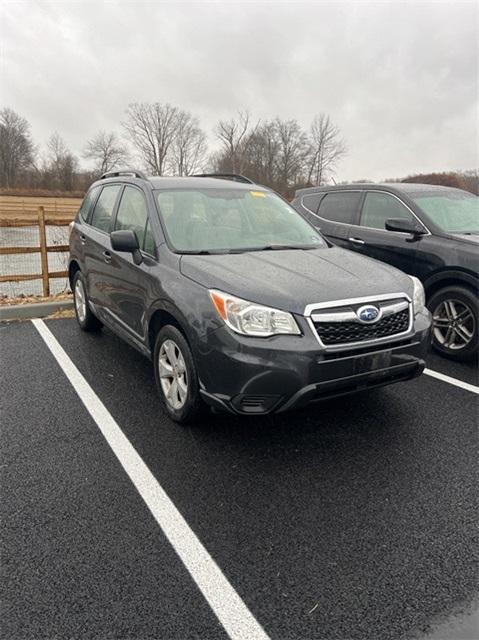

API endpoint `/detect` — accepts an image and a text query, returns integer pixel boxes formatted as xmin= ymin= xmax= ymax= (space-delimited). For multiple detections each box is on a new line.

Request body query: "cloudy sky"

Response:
xmin=2 ymin=0 xmax=478 ymax=181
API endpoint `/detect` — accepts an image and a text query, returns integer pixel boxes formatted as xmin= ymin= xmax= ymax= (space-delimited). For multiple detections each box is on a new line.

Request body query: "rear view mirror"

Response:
xmin=385 ymin=218 xmax=426 ymax=236
xmin=110 ymin=230 xmax=143 ymax=265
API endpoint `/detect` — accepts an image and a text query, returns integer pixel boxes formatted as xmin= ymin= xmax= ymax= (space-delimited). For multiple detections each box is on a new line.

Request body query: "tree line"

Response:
xmin=1 ymin=105 xmax=477 ymax=197
xmin=0 ymin=105 xmax=346 ymax=197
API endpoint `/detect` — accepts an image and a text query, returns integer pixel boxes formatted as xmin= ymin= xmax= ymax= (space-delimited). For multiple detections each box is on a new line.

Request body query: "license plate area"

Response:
xmin=353 ymin=350 xmax=392 ymax=375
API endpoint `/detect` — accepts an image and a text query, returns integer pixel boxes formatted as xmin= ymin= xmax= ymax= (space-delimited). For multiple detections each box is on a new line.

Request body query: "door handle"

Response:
xmin=102 ymin=250 xmax=112 ymax=263
xmin=349 ymin=237 xmax=365 ymax=245
xmin=80 ymin=234 xmax=87 ymax=244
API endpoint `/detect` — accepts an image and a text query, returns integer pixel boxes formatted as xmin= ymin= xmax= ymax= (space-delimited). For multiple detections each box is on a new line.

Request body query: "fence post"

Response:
xmin=38 ymin=206 xmax=50 ymax=296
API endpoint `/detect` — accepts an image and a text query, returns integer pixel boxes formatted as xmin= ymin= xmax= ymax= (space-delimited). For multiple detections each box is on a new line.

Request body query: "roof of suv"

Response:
xmin=147 ymin=176 xmax=261 ymax=190
xmin=97 ymin=170 xmax=263 ymax=191
xmin=295 ymin=183 xmax=464 ymax=197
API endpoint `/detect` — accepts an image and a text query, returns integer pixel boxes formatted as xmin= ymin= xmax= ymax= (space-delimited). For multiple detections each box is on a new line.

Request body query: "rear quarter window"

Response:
xmin=301 ymin=193 xmax=323 ymax=213
xmin=78 ymin=185 xmax=101 ymax=222
xmin=318 ymin=191 xmax=361 ymax=224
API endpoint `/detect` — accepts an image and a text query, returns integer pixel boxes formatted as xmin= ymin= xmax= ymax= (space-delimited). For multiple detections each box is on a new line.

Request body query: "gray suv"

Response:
xmin=69 ymin=170 xmax=431 ymax=424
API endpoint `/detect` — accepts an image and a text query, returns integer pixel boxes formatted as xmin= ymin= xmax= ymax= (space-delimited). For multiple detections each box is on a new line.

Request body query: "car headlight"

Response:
xmin=209 ymin=289 xmax=301 ymax=337
xmin=410 ymin=276 xmax=425 ymax=315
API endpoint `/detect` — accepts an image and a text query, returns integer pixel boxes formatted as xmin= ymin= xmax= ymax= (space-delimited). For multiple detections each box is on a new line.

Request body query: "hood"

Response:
xmin=448 ymin=233 xmax=479 ymax=246
xmin=180 ymin=247 xmax=414 ymax=315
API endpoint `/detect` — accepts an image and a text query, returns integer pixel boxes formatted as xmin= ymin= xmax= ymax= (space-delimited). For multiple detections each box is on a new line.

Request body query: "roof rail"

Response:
xmin=100 ymin=169 xmax=148 ymax=181
xmin=192 ymin=173 xmax=255 ymax=185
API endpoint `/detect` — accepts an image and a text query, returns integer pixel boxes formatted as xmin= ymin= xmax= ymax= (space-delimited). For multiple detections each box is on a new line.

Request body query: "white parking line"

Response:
xmin=32 ymin=319 xmax=270 ymax=640
xmin=424 ymin=368 xmax=479 ymax=395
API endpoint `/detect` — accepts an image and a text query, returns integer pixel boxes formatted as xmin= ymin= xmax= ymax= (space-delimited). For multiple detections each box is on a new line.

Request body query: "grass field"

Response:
xmin=0 ymin=195 xmax=81 ymax=226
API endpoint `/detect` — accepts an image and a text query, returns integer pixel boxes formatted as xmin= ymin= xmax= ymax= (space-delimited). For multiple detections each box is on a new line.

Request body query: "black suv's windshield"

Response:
xmin=155 ymin=188 xmax=326 ymax=253
xmin=411 ymin=189 xmax=479 ymax=234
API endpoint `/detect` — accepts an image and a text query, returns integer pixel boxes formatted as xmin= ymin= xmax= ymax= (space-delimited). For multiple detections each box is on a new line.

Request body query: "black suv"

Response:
xmin=69 ymin=170 xmax=430 ymax=424
xmin=293 ymin=183 xmax=478 ymax=361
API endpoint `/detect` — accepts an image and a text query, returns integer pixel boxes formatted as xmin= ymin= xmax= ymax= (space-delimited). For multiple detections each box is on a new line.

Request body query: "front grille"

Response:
xmin=314 ymin=308 xmax=410 ymax=346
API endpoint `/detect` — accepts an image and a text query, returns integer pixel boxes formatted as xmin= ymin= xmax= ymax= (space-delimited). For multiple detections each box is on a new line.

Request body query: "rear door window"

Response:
xmin=90 ymin=185 xmax=122 ymax=232
xmin=360 ymin=192 xmax=416 ymax=230
xmin=317 ymin=192 xmax=361 ymax=224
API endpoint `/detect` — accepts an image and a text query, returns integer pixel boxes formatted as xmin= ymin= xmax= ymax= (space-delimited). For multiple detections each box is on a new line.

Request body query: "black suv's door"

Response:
xmin=105 ymin=184 xmax=158 ymax=341
xmin=308 ymin=191 xmax=362 ymax=249
xmin=346 ymin=190 xmax=429 ymax=275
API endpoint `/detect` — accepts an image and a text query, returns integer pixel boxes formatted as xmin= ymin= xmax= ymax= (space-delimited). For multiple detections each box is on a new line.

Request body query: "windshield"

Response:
xmin=411 ymin=189 xmax=479 ymax=234
xmin=155 ymin=188 xmax=326 ymax=253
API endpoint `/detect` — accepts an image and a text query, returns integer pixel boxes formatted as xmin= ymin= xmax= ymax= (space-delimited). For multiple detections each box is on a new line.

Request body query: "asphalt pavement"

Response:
xmin=1 ymin=318 xmax=478 ymax=640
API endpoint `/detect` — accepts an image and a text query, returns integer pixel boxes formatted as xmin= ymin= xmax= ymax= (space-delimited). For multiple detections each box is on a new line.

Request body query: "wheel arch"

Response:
xmin=147 ymin=302 xmax=194 ymax=357
xmin=68 ymin=259 xmax=81 ymax=289
xmin=424 ymin=269 xmax=478 ymax=301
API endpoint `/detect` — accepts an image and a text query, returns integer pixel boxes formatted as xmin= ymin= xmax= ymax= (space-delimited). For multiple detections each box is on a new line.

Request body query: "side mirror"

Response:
xmin=385 ymin=218 xmax=426 ymax=236
xmin=110 ymin=229 xmax=143 ymax=265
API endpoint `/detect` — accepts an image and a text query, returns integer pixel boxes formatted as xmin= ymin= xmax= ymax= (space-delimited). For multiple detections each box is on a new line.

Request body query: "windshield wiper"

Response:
xmin=253 ymin=244 xmax=318 ymax=251
xmin=179 ymin=244 xmax=320 ymax=255
xmin=180 ymin=249 xmax=212 ymax=255
xmin=180 ymin=249 xmax=233 ymax=255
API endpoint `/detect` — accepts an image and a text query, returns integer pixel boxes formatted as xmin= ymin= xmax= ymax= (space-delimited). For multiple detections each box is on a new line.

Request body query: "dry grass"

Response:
xmin=0 ymin=292 xmax=72 ymax=307
xmin=0 ymin=211 xmax=75 ymax=225
xmin=0 ymin=188 xmax=85 ymax=198
xmin=46 ymin=308 xmax=76 ymax=319
xmin=0 ymin=194 xmax=81 ymax=225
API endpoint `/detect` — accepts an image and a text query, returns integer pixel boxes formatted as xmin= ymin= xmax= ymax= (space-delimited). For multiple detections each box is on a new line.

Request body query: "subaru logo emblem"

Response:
xmin=357 ymin=305 xmax=381 ymax=324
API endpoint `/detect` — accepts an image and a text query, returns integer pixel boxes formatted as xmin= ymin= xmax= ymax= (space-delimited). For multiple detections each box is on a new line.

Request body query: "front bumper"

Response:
xmin=195 ymin=311 xmax=431 ymax=415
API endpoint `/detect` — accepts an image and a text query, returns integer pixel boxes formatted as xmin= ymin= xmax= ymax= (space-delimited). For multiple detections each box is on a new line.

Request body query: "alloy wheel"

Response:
xmin=74 ymin=278 xmax=87 ymax=323
xmin=158 ymin=339 xmax=188 ymax=410
xmin=432 ymin=298 xmax=475 ymax=351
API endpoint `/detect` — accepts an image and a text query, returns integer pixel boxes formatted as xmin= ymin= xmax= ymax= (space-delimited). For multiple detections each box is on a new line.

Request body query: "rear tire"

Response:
xmin=73 ymin=271 xmax=102 ymax=332
xmin=428 ymin=285 xmax=478 ymax=361
xmin=153 ymin=325 xmax=204 ymax=424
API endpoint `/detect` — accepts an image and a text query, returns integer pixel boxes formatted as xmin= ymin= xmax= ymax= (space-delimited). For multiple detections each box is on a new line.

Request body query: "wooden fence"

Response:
xmin=0 ymin=206 xmax=73 ymax=296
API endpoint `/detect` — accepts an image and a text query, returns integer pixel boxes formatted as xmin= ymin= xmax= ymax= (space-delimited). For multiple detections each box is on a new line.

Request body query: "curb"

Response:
xmin=0 ymin=300 xmax=74 ymax=321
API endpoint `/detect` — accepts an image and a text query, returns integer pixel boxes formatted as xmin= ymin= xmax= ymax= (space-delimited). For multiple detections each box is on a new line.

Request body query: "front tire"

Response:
xmin=429 ymin=285 xmax=478 ymax=361
xmin=153 ymin=325 xmax=204 ymax=424
xmin=73 ymin=272 xmax=102 ymax=332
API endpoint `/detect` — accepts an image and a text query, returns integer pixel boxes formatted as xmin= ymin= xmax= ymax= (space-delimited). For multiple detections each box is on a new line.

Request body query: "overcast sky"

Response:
xmin=2 ymin=0 xmax=478 ymax=181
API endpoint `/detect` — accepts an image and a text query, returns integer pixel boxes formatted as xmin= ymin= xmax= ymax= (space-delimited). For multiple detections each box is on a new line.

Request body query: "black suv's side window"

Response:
xmin=360 ymin=192 xmax=416 ymax=230
xmin=318 ymin=192 xmax=361 ymax=224
xmin=302 ymin=193 xmax=323 ymax=213
xmin=78 ymin=185 xmax=101 ymax=222
xmin=115 ymin=186 xmax=155 ymax=254
xmin=90 ymin=185 xmax=121 ymax=232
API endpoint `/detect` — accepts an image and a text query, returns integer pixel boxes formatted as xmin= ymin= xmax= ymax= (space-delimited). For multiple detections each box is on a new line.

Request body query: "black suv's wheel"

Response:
xmin=153 ymin=325 xmax=204 ymax=424
xmin=73 ymin=272 xmax=102 ymax=332
xmin=429 ymin=286 xmax=478 ymax=361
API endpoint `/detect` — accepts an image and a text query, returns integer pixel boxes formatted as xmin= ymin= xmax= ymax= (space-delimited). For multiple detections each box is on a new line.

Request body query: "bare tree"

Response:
xmin=274 ymin=118 xmax=309 ymax=190
xmin=306 ymin=114 xmax=346 ymax=186
xmin=45 ymin=132 xmax=78 ymax=191
xmin=244 ymin=121 xmax=281 ymax=186
xmin=168 ymin=111 xmax=207 ymax=176
xmin=123 ymin=102 xmax=179 ymax=175
xmin=212 ymin=116 xmax=311 ymax=195
xmin=0 ymin=108 xmax=35 ymax=188
xmin=461 ymin=169 xmax=479 ymax=195
xmin=83 ymin=131 xmax=129 ymax=174
xmin=214 ymin=110 xmax=259 ymax=174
